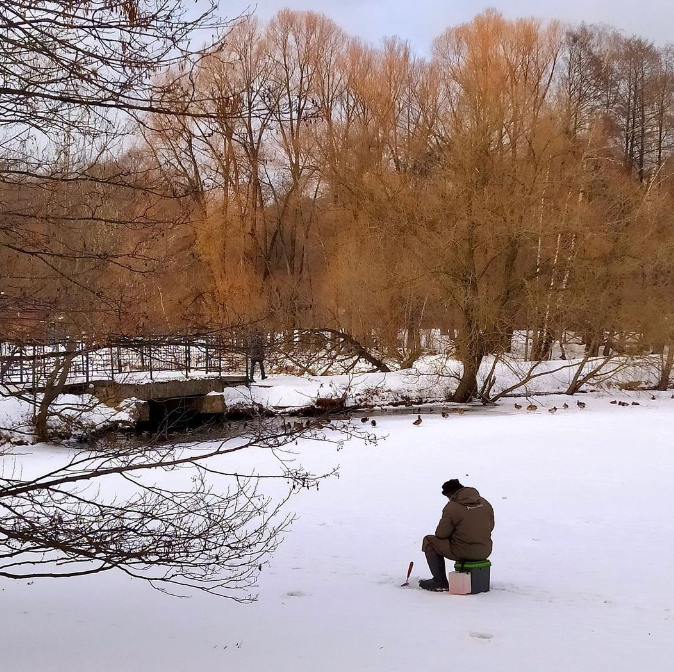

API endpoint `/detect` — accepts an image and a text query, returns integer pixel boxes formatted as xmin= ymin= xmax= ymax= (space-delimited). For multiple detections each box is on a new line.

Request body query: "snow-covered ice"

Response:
xmin=1 ymin=396 xmax=673 ymax=671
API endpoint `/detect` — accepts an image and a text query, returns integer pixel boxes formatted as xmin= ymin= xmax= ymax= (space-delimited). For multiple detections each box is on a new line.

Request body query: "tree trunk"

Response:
xmin=497 ymin=327 xmax=514 ymax=354
xmin=533 ymin=328 xmax=554 ymax=360
xmin=657 ymin=346 xmax=674 ymax=391
xmin=585 ymin=334 xmax=600 ymax=357
xmin=453 ymin=354 xmax=483 ymax=403
xmin=495 ymin=237 xmax=520 ymax=354
xmin=404 ymin=326 xmax=422 ymax=364
xmin=35 ymin=341 xmax=77 ymax=442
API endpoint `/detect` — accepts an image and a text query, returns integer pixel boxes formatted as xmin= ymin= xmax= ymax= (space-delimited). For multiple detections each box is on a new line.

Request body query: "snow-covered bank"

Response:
xmin=0 ymin=392 xmax=136 ymax=444
xmin=1 ymin=353 xmax=669 ymax=443
xmin=221 ymin=354 xmax=665 ymax=412
xmin=1 ymin=400 xmax=672 ymax=671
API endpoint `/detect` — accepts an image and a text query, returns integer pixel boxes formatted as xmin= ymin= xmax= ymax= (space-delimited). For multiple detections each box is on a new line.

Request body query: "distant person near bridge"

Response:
xmin=247 ymin=328 xmax=267 ymax=382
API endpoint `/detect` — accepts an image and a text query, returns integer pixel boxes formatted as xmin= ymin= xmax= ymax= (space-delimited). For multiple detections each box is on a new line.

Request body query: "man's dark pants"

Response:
xmin=250 ymin=359 xmax=266 ymax=381
xmin=422 ymin=535 xmax=457 ymax=583
xmin=422 ymin=535 xmax=458 ymax=560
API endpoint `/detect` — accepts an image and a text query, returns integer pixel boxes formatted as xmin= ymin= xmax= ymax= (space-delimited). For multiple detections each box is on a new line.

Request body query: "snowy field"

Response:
xmin=1 ymin=396 xmax=673 ymax=671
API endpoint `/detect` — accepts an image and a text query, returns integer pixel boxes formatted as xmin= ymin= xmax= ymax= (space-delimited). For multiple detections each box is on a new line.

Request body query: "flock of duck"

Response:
xmin=349 ymin=394 xmax=663 ymax=427
xmin=402 ymin=395 xmax=659 ymax=424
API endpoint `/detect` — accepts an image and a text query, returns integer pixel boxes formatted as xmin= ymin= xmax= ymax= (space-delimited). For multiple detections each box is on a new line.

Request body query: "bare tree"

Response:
xmin=0 ymin=416 xmax=372 ymax=598
xmin=0 ymin=0 xmax=238 ymax=329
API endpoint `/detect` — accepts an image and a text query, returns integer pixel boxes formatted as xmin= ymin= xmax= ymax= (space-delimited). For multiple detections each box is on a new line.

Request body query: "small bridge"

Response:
xmin=0 ymin=335 xmax=250 ymax=413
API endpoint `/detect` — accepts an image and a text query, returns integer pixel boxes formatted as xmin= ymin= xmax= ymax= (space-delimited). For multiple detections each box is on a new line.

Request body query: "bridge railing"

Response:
xmin=0 ymin=335 xmax=249 ymax=389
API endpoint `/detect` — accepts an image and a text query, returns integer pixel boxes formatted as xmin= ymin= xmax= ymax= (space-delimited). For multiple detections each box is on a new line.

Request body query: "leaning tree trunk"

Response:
xmin=565 ymin=341 xmax=614 ymax=395
xmin=308 ymin=329 xmax=391 ymax=372
xmin=35 ymin=340 xmax=78 ymax=442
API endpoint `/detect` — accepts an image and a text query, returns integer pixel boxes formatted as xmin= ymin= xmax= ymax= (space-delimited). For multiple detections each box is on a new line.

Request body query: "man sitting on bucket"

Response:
xmin=420 ymin=479 xmax=495 ymax=591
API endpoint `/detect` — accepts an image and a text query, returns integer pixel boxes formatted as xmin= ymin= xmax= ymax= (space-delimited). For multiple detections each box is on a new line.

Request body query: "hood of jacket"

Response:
xmin=451 ymin=487 xmax=482 ymax=506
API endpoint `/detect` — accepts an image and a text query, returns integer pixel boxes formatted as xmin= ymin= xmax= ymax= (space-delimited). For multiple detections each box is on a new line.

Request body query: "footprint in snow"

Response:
xmin=470 ymin=632 xmax=493 ymax=640
xmin=286 ymin=590 xmax=307 ymax=597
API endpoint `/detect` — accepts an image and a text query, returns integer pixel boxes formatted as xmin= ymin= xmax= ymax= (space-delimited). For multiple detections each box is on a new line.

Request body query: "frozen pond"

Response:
xmin=1 ymin=394 xmax=673 ymax=671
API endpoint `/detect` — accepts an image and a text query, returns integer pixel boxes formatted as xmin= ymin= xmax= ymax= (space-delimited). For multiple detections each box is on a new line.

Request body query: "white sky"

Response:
xmin=221 ymin=1 xmax=673 ymax=53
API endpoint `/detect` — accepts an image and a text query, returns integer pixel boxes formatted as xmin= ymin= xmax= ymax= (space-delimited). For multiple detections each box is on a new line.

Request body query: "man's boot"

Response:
xmin=419 ymin=549 xmax=449 ymax=592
